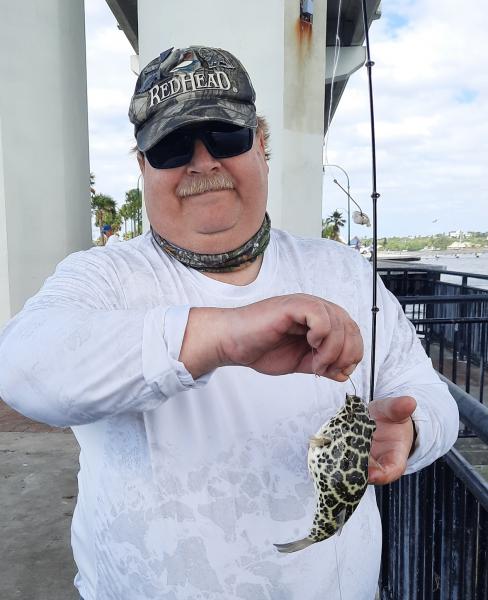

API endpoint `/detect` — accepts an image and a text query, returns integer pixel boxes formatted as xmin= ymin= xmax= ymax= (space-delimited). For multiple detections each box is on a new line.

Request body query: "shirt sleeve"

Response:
xmin=0 ymin=249 xmax=210 ymax=427
xmin=373 ymin=278 xmax=459 ymax=474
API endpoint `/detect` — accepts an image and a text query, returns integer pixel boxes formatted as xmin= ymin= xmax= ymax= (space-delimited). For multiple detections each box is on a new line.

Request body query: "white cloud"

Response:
xmin=84 ymin=0 xmax=487 ymax=237
xmin=84 ymin=0 xmax=139 ymax=207
xmin=88 ymin=88 xmax=131 ymax=112
xmin=324 ymin=0 xmax=488 ymax=237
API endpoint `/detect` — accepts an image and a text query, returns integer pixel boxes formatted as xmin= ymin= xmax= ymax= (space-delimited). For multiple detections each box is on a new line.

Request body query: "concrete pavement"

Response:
xmin=0 ymin=401 xmax=80 ymax=600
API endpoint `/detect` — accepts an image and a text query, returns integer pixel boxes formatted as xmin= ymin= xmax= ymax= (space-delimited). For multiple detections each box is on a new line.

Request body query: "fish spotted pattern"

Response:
xmin=274 ymin=393 xmax=376 ymax=553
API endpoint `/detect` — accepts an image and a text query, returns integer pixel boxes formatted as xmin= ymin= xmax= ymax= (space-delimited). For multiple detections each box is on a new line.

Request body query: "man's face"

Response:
xmin=138 ymin=126 xmax=269 ymax=254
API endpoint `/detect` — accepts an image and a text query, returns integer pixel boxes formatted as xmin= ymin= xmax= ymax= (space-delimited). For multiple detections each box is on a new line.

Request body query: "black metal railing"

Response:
xmin=379 ymin=265 xmax=488 ymax=297
xmin=380 ymin=267 xmax=488 ymax=406
xmin=396 ymin=294 xmax=488 ymax=408
xmin=377 ymin=265 xmax=488 ymax=598
xmin=377 ymin=380 xmax=488 ymax=600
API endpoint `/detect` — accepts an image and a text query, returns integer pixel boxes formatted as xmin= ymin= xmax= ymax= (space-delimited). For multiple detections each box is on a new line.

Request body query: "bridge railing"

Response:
xmin=377 ymin=265 xmax=488 ymax=598
xmin=377 ymin=379 xmax=488 ymax=600
xmin=380 ymin=265 xmax=488 ymax=407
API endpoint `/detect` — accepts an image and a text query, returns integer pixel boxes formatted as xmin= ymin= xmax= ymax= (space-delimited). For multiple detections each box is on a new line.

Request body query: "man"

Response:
xmin=0 ymin=46 xmax=458 ymax=600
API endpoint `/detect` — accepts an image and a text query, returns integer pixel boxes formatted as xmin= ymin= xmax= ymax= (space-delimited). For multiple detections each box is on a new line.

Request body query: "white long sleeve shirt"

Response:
xmin=0 ymin=229 xmax=459 ymax=600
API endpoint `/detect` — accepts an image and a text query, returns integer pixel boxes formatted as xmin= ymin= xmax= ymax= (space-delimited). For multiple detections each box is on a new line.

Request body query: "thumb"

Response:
xmin=369 ymin=395 xmax=416 ymax=423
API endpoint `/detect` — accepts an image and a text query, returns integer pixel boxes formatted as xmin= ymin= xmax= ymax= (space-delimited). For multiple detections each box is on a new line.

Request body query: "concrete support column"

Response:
xmin=137 ymin=0 xmax=327 ymax=238
xmin=0 ymin=0 xmax=92 ymax=325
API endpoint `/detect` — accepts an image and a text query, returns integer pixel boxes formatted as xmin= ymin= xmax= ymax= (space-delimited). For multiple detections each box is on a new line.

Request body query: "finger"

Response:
xmin=313 ymin=321 xmax=345 ymax=376
xmin=368 ymin=451 xmax=407 ymax=485
xmin=322 ymin=365 xmax=357 ymax=383
xmin=323 ymin=320 xmax=363 ymax=380
xmin=302 ymin=299 xmax=361 ymax=379
xmin=310 ymin=302 xmax=353 ymax=371
xmin=369 ymin=455 xmax=385 ymax=471
xmin=304 ymin=300 xmax=332 ymax=349
xmin=369 ymin=395 xmax=416 ymax=423
xmin=368 ymin=455 xmax=386 ymax=484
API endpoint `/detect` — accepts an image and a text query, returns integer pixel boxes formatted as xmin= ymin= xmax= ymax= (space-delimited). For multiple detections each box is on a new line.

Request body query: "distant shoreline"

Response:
xmin=379 ymin=248 xmax=488 ymax=258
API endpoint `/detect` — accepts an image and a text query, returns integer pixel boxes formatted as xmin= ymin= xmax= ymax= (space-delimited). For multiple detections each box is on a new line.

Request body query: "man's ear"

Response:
xmin=256 ymin=129 xmax=266 ymax=156
xmin=137 ymin=151 xmax=146 ymax=175
xmin=256 ymin=129 xmax=268 ymax=167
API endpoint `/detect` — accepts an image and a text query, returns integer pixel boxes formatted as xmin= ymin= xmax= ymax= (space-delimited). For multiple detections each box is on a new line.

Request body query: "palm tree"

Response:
xmin=118 ymin=204 xmax=130 ymax=237
xmin=90 ymin=172 xmax=96 ymax=198
xmin=91 ymin=193 xmax=117 ymax=244
xmin=111 ymin=213 xmax=123 ymax=235
xmin=122 ymin=188 xmax=142 ymax=237
xmin=323 ymin=210 xmax=346 ymax=241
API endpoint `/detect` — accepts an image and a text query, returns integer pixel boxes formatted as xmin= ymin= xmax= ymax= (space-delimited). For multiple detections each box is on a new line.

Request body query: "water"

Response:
xmin=419 ymin=252 xmax=488 ymax=290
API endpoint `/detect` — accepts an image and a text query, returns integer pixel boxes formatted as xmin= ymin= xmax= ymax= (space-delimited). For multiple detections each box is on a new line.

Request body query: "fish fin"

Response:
xmin=274 ymin=537 xmax=315 ymax=553
xmin=309 ymin=435 xmax=332 ymax=449
xmin=336 ymin=509 xmax=347 ymax=536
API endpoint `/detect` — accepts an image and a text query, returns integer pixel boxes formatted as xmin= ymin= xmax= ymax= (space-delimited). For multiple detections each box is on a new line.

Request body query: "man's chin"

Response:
xmin=194 ymin=221 xmax=237 ymax=236
xmin=184 ymin=198 xmax=240 ymax=233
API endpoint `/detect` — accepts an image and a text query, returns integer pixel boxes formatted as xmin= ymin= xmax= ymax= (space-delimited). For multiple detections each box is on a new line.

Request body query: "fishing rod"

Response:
xmin=361 ymin=0 xmax=381 ymax=403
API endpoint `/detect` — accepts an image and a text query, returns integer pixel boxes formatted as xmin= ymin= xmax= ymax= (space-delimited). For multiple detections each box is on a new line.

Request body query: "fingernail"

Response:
xmin=342 ymin=364 xmax=357 ymax=377
xmin=369 ymin=456 xmax=386 ymax=471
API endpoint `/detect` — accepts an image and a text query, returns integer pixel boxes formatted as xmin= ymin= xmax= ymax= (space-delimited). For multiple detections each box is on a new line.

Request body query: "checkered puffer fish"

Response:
xmin=274 ymin=394 xmax=376 ymax=553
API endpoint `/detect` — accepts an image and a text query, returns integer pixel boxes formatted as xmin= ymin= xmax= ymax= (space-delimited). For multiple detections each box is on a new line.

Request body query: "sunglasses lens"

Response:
xmin=204 ymin=125 xmax=253 ymax=159
xmin=145 ymin=130 xmax=193 ymax=169
xmin=144 ymin=123 xmax=254 ymax=169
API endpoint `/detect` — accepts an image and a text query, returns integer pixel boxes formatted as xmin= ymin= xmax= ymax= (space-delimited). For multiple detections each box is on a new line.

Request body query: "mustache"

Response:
xmin=176 ymin=173 xmax=235 ymax=198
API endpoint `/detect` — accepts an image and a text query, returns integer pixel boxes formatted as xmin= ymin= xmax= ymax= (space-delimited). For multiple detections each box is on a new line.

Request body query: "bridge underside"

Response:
xmin=106 ymin=0 xmax=382 ymax=133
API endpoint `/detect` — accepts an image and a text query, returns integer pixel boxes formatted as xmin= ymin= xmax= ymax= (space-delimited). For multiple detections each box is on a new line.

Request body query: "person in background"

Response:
xmin=0 ymin=45 xmax=458 ymax=600
xmin=102 ymin=223 xmax=120 ymax=245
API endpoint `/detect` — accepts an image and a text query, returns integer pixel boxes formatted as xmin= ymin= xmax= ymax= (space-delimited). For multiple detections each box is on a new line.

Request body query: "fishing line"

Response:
xmin=334 ymin=535 xmax=344 ymax=600
xmin=323 ymin=0 xmax=343 ymax=166
xmin=311 ymin=347 xmax=323 ymax=416
xmin=311 ymin=351 xmax=344 ymax=600
xmin=347 ymin=375 xmax=357 ymax=396
xmin=320 ymin=4 xmax=347 ymax=597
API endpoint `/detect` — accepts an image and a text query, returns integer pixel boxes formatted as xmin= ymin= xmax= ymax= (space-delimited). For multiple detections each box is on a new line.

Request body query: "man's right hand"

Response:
xmin=179 ymin=294 xmax=363 ymax=381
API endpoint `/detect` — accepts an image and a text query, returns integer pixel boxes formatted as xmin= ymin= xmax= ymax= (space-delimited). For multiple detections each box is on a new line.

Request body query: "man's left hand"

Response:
xmin=367 ymin=395 xmax=417 ymax=485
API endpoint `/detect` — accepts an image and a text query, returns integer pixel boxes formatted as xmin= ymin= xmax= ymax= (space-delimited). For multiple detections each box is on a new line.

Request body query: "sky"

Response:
xmin=84 ymin=0 xmax=488 ymax=239
xmin=84 ymin=0 xmax=139 ymax=219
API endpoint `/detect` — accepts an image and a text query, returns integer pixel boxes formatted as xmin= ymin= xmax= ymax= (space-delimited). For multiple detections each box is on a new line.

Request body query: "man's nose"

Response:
xmin=186 ymin=139 xmax=222 ymax=174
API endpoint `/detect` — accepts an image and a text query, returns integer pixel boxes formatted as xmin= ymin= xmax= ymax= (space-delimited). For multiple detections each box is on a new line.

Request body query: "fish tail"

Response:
xmin=274 ymin=537 xmax=315 ymax=553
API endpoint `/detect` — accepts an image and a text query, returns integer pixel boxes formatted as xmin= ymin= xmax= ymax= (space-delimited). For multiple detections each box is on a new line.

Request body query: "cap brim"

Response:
xmin=136 ymin=99 xmax=257 ymax=152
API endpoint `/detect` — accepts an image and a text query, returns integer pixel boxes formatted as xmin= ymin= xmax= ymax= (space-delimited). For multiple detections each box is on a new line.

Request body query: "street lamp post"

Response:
xmin=333 ymin=179 xmax=370 ymax=223
xmin=323 ymin=164 xmax=351 ymax=245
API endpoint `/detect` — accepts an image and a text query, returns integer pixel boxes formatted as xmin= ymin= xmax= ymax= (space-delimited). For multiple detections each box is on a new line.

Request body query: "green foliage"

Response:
xmin=90 ymin=171 xmax=144 ymax=243
xmin=91 ymin=193 xmax=117 ymax=228
xmin=321 ymin=223 xmax=334 ymax=239
xmin=119 ymin=188 xmax=143 ymax=237
xmin=360 ymin=232 xmax=488 ymax=251
xmin=90 ymin=172 xmax=96 ymax=197
xmin=322 ymin=210 xmax=346 ymax=241
xmin=111 ymin=213 xmax=123 ymax=234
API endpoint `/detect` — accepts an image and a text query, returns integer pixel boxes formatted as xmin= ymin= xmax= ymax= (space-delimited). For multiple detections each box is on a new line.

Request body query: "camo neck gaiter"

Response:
xmin=151 ymin=213 xmax=271 ymax=273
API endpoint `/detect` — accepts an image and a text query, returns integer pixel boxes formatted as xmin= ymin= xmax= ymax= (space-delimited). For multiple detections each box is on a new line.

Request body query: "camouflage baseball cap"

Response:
xmin=129 ymin=46 xmax=257 ymax=152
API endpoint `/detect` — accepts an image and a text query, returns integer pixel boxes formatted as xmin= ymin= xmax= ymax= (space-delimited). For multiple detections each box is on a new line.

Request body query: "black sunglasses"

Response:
xmin=144 ymin=122 xmax=254 ymax=169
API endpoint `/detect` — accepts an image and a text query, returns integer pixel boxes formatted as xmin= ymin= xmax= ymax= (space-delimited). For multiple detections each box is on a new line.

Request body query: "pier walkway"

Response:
xmin=0 ymin=400 xmax=79 ymax=600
